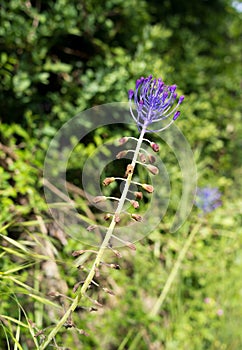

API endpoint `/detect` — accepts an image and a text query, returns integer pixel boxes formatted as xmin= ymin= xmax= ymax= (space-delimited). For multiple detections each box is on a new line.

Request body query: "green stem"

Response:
xmin=39 ymin=126 xmax=147 ymax=350
xmin=128 ymin=332 xmax=142 ymax=350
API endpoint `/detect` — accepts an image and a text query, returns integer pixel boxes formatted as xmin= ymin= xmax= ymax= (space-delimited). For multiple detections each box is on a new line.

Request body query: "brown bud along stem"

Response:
xmin=151 ymin=142 xmax=160 ymax=152
xmin=131 ymin=213 xmax=143 ymax=222
xmin=142 ymin=184 xmax=154 ymax=193
xmin=139 ymin=153 xmax=147 ymax=163
xmin=125 ymin=164 xmax=134 ymax=177
xmin=93 ymin=196 xmax=107 ymax=203
xmin=134 ymin=191 xmax=143 ymax=200
xmin=146 ymin=164 xmax=159 ymax=175
xmin=104 ymin=213 xmax=112 ymax=221
xmin=114 ymin=214 xmax=121 ymax=223
xmin=103 ymin=177 xmax=115 ymax=186
xmin=116 ymin=150 xmax=128 ymax=159
xmin=119 ymin=137 xmax=128 ymax=145
xmin=148 ymin=154 xmax=156 ymax=164
xmin=130 ymin=200 xmax=139 ymax=209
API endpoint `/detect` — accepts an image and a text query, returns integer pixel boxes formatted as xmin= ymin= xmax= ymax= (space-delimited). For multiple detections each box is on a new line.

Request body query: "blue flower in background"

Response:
xmin=128 ymin=75 xmax=184 ymax=132
xmin=195 ymin=187 xmax=222 ymax=213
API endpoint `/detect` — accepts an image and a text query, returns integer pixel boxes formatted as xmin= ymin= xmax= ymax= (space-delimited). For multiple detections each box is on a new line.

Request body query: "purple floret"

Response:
xmin=128 ymin=75 xmax=184 ymax=133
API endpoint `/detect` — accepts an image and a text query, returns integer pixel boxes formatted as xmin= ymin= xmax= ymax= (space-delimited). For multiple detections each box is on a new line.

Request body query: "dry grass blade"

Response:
xmin=0 ymin=234 xmax=30 ymax=253
xmin=0 ymin=221 xmax=15 ymax=233
xmin=1 ymin=247 xmax=27 ymax=259
xmin=14 ymin=308 xmax=21 ymax=350
xmin=14 ymin=295 xmax=40 ymax=348
xmin=0 ymin=322 xmax=11 ymax=350
xmin=1 ymin=263 xmax=35 ymax=275
xmin=28 ymin=294 xmax=62 ymax=309
xmin=1 ymin=276 xmax=61 ymax=310
xmin=1 ymin=276 xmax=37 ymax=293
xmin=0 ymin=232 xmax=55 ymax=262
xmin=0 ymin=315 xmax=28 ymax=329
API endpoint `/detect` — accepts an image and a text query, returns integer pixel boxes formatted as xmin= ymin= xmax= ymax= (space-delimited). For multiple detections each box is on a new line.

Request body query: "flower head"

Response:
xmin=128 ymin=75 xmax=184 ymax=132
xmin=195 ymin=187 xmax=222 ymax=213
xmin=217 ymin=309 xmax=224 ymax=316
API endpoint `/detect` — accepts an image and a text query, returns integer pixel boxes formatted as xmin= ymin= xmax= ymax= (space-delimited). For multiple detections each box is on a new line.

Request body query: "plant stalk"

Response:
xmin=39 ymin=125 xmax=147 ymax=349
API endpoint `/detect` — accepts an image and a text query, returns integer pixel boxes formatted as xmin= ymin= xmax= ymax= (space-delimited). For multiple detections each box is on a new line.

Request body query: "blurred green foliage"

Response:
xmin=0 ymin=0 xmax=241 ymax=349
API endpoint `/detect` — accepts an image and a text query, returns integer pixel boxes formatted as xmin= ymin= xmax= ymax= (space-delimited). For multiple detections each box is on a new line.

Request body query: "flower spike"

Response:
xmin=195 ymin=187 xmax=222 ymax=213
xmin=128 ymin=75 xmax=184 ymax=132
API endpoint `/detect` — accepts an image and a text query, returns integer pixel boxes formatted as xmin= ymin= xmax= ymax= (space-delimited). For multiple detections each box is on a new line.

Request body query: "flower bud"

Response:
xmin=104 ymin=213 xmax=112 ymax=221
xmin=125 ymin=241 xmax=136 ymax=250
xmin=148 ymin=154 xmax=156 ymax=164
xmin=151 ymin=142 xmax=159 ymax=152
xmin=128 ymin=89 xmax=134 ymax=99
xmin=134 ymin=191 xmax=143 ymax=200
xmin=109 ymin=263 xmax=121 ymax=269
xmin=72 ymin=249 xmax=97 ymax=256
xmin=93 ymin=196 xmax=107 ymax=203
xmin=89 ymin=307 xmax=98 ymax=312
xmin=173 ymin=111 xmax=180 ymax=120
xmin=103 ymin=177 xmax=115 ymax=186
xmin=116 ymin=150 xmax=128 ymax=159
xmin=169 ymin=84 xmax=177 ymax=93
xmin=114 ymin=214 xmax=121 ymax=223
xmin=87 ymin=225 xmax=97 ymax=231
xmin=73 ymin=281 xmax=82 ymax=293
xmin=103 ymin=287 xmax=115 ymax=296
xmin=77 ymin=329 xmax=90 ymax=336
xmin=131 ymin=213 xmax=143 ymax=222
xmin=48 ymin=291 xmax=61 ymax=298
xmin=94 ymin=300 xmax=103 ymax=307
xmin=178 ymin=95 xmax=185 ymax=104
xmin=125 ymin=164 xmax=134 ymax=177
xmin=112 ymin=251 xmax=122 ymax=259
xmin=108 ymin=247 xmax=123 ymax=258
xmin=72 ymin=250 xmax=84 ymax=257
xmin=142 ymin=184 xmax=154 ymax=193
xmin=119 ymin=137 xmax=128 ymax=145
xmin=146 ymin=164 xmax=159 ymax=175
xmin=130 ymin=200 xmax=139 ymax=209
xmin=35 ymin=330 xmax=45 ymax=337
xmin=139 ymin=153 xmax=147 ymax=163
